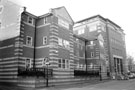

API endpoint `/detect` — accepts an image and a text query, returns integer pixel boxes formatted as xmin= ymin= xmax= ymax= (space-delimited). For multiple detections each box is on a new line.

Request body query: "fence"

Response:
xmin=74 ymin=66 xmax=100 ymax=77
xmin=18 ymin=67 xmax=53 ymax=78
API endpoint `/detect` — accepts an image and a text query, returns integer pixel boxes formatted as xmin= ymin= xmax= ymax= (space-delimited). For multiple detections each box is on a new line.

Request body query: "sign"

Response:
xmin=42 ymin=57 xmax=50 ymax=67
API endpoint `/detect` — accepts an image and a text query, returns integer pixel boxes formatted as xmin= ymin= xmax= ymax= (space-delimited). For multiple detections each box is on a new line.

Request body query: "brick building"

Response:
xmin=74 ymin=15 xmax=127 ymax=79
xmin=0 ymin=0 xmax=127 ymax=87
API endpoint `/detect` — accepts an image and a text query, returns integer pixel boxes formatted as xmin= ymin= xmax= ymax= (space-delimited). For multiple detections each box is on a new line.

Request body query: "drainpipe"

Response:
xmin=33 ymin=17 xmax=37 ymax=70
xmin=106 ymin=24 xmax=112 ymax=77
xmin=85 ymin=40 xmax=88 ymax=73
xmin=98 ymin=39 xmax=102 ymax=81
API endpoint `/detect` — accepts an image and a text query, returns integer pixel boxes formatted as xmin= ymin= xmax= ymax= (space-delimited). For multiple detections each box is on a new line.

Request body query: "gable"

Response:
xmin=51 ymin=6 xmax=74 ymax=25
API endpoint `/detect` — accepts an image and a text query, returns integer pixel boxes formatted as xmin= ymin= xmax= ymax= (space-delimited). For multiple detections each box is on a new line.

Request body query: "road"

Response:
xmin=1 ymin=79 xmax=135 ymax=90
xmin=61 ymin=79 xmax=135 ymax=90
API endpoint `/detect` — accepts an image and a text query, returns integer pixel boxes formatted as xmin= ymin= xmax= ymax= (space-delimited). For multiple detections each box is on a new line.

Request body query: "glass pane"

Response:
xmin=58 ymin=59 xmax=61 ymax=63
xmin=63 ymin=64 xmax=65 ymax=68
xmin=62 ymin=59 xmax=65 ymax=63
xmin=58 ymin=64 xmax=61 ymax=68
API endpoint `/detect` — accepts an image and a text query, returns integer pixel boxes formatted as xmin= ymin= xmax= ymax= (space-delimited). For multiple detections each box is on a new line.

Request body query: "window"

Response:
xmin=0 ymin=22 xmax=1 ymax=28
xmin=58 ymin=59 xmax=70 ymax=69
xmin=99 ymin=41 xmax=104 ymax=47
xmin=58 ymin=38 xmax=63 ymax=46
xmin=79 ymin=64 xmax=83 ymax=69
xmin=0 ymin=5 xmax=3 ymax=14
xmin=62 ymin=59 xmax=65 ymax=68
xmin=76 ymin=62 xmax=79 ymax=69
xmin=90 ymin=41 xmax=94 ymax=45
xmin=25 ymin=58 xmax=31 ymax=69
xmin=66 ymin=60 xmax=70 ymax=68
xmin=43 ymin=36 xmax=47 ymax=45
xmin=89 ymin=25 xmax=97 ymax=32
xmin=28 ymin=16 xmax=33 ymax=24
xmin=26 ymin=36 xmax=32 ymax=46
xmin=42 ymin=57 xmax=49 ymax=67
xmin=44 ymin=17 xmax=47 ymax=24
xmin=58 ymin=18 xmax=69 ymax=29
xmin=76 ymin=38 xmax=79 ymax=41
xmin=78 ymin=29 xmax=84 ymax=35
xmin=63 ymin=40 xmax=70 ymax=49
xmin=58 ymin=59 xmax=62 ymax=68
xmin=58 ymin=38 xmax=70 ymax=49
xmin=91 ymin=52 xmax=94 ymax=57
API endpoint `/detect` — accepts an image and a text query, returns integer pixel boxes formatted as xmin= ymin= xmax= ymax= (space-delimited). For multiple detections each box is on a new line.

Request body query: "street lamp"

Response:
xmin=93 ymin=38 xmax=102 ymax=81
xmin=43 ymin=57 xmax=50 ymax=87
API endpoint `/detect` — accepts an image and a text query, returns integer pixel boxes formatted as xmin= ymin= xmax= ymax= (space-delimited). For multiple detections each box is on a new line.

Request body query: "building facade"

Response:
xmin=0 ymin=0 xmax=127 ymax=87
xmin=74 ymin=15 xmax=127 ymax=79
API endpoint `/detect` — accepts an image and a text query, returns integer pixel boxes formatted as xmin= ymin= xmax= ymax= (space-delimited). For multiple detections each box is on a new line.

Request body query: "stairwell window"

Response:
xmin=25 ymin=58 xmax=32 ymax=69
xmin=26 ymin=36 xmax=32 ymax=46
xmin=43 ymin=36 xmax=47 ymax=45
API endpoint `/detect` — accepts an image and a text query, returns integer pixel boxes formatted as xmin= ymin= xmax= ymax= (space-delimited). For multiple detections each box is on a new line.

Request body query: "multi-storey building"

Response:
xmin=74 ymin=15 xmax=127 ymax=79
xmin=0 ymin=0 xmax=127 ymax=87
xmin=0 ymin=0 xmax=77 ymax=87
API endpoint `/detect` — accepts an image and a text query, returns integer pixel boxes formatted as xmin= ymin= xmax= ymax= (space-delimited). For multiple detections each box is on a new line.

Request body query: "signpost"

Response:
xmin=43 ymin=57 xmax=50 ymax=87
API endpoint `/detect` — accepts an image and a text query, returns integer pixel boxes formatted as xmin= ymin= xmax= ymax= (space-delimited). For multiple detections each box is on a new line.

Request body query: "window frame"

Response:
xmin=25 ymin=58 xmax=32 ymax=69
xmin=44 ymin=17 xmax=47 ymax=24
xmin=28 ymin=16 xmax=33 ymax=24
xmin=90 ymin=41 xmax=94 ymax=45
xmin=58 ymin=18 xmax=69 ymax=29
xmin=91 ymin=52 xmax=94 ymax=58
xmin=78 ymin=29 xmax=84 ymax=35
xmin=0 ymin=21 xmax=1 ymax=28
xmin=26 ymin=36 xmax=32 ymax=46
xmin=58 ymin=58 xmax=70 ymax=69
xmin=43 ymin=36 xmax=47 ymax=45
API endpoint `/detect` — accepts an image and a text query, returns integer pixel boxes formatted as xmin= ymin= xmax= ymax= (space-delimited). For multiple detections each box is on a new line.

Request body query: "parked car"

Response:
xmin=127 ymin=72 xmax=135 ymax=79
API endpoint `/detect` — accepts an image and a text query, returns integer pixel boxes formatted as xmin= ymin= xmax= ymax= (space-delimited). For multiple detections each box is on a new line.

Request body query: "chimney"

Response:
xmin=23 ymin=7 xmax=26 ymax=12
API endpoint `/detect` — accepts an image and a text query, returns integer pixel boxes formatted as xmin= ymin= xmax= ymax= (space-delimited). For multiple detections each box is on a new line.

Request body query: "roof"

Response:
xmin=51 ymin=6 xmax=74 ymax=25
xmin=76 ymin=14 xmax=121 ymax=28
xmin=22 ymin=7 xmax=37 ymax=18
xmin=38 ymin=13 xmax=53 ymax=18
xmin=73 ymin=34 xmax=88 ymax=41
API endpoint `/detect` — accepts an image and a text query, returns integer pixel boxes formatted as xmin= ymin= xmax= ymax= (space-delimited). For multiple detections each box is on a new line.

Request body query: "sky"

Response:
xmin=8 ymin=0 xmax=135 ymax=59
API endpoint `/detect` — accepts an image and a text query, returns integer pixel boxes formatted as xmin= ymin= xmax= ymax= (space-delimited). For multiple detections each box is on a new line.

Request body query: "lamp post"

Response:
xmin=43 ymin=57 xmax=50 ymax=87
xmin=93 ymin=38 xmax=102 ymax=81
xmin=46 ymin=63 xmax=49 ymax=87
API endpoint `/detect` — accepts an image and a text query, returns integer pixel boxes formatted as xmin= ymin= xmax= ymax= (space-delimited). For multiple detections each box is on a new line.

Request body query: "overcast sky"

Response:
xmin=10 ymin=0 xmax=135 ymax=58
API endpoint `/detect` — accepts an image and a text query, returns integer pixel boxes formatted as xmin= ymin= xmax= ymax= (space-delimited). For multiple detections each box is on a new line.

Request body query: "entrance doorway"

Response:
xmin=114 ymin=57 xmax=123 ymax=74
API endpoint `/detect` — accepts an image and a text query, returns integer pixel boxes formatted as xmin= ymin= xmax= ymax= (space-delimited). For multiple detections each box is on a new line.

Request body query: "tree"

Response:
xmin=127 ymin=55 xmax=134 ymax=72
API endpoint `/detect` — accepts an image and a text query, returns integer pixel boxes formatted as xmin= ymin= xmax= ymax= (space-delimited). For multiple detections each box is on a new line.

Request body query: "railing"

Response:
xmin=74 ymin=66 xmax=100 ymax=77
xmin=18 ymin=67 xmax=53 ymax=78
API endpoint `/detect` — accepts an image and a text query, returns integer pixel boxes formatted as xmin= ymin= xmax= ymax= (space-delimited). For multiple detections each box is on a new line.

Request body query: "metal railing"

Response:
xmin=18 ymin=67 xmax=53 ymax=78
